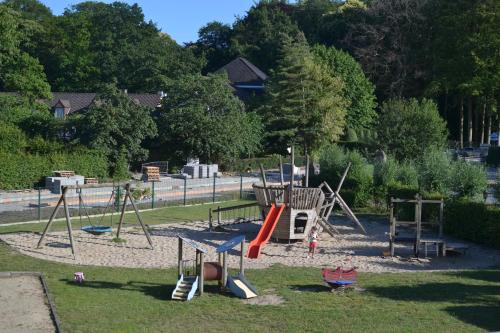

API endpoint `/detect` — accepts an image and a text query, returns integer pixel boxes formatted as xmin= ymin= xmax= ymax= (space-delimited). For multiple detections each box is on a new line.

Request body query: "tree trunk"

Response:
xmin=459 ymin=96 xmax=464 ymax=149
xmin=480 ymin=101 xmax=486 ymax=144
xmin=487 ymin=112 xmax=492 ymax=145
xmin=468 ymin=96 xmax=473 ymax=147
xmin=443 ymin=91 xmax=448 ymax=122
xmin=498 ymin=115 xmax=500 ymax=147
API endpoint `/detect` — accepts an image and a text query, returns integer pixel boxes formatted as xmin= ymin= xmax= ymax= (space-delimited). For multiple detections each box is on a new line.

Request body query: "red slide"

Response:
xmin=246 ymin=203 xmax=285 ymax=259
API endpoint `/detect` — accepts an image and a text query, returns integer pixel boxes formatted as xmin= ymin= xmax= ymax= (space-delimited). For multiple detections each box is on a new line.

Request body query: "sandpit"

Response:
xmin=0 ymin=274 xmax=57 ymax=333
xmin=1 ymin=216 xmax=499 ymax=272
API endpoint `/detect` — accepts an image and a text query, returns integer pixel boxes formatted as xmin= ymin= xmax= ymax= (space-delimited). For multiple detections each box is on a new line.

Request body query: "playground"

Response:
xmin=1 ymin=214 xmax=500 ymax=272
xmin=0 ymin=157 xmax=499 ymax=332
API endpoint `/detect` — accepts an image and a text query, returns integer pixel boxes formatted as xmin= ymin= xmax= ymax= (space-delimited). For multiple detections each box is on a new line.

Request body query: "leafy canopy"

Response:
xmin=157 ymin=73 xmax=263 ymax=165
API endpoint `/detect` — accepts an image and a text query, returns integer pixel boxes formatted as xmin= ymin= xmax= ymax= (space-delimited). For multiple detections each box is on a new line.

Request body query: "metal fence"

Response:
xmin=0 ymin=174 xmax=263 ymax=224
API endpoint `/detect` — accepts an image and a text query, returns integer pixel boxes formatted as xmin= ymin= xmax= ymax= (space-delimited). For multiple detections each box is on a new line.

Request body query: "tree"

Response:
xmin=0 ymin=5 xmax=51 ymax=101
xmin=36 ymin=2 xmax=203 ymax=92
xmin=2 ymin=0 xmax=52 ymax=21
xmin=156 ymin=73 xmax=262 ymax=165
xmin=231 ymin=1 xmax=301 ymax=73
xmin=377 ymin=98 xmax=448 ymax=160
xmin=293 ymin=0 xmax=340 ymax=44
xmin=343 ymin=0 xmax=431 ymax=99
xmin=75 ymin=86 xmax=157 ymax=167
xmin=191 ymin=21 xmax=234 ymax=73
xmin=313 ymin=45 xmax=377 ymax=131
xmin=260 ymin=33 xmax=347 ymax=153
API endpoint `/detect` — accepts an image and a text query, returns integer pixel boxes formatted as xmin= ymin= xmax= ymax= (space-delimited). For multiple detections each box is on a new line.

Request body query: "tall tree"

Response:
xmin=231 ymin=0 xmax=301 ymax=73
xmin=260 ymin=33 xmax=347 ymax=153
xmin=156 ymin=73 xmax=262 ymax=165
xmin=75 ymin=85 xmax=157 ymax=166
xmin=313 ymin=45 xmax=377 ymax=131
xmin=344 ymin=0 xmax=431 ymax=99
xmin=0 ymin=5 xmax=51 ymax=101
xmin=37 ymin=2 xmax=202 ymax=92
xmin=191 ymin=21 xmax=234 ymax=73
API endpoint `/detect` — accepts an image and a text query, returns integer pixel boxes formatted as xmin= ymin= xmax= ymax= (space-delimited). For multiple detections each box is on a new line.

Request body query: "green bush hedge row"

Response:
xmin=445 ymin=200 xmax=500 ymax=250
xmin=0 ymin=149 xmax=108 ymax=190
xmin=225 ymin=155 xmax=306 ymax=172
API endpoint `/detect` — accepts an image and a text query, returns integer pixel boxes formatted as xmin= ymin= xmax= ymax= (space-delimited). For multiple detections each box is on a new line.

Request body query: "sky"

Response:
xmin=39 ymin=0 xmax=257 ymax=44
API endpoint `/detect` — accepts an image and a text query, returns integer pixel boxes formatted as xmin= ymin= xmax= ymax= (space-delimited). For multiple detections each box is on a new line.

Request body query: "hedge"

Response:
xmin=225 ymin=155 xmax=306 ymax=172
xmin=0 ymin=149 xmax=109 ymax=190
xmin=445 ymin=200 xmax=500 ymax=250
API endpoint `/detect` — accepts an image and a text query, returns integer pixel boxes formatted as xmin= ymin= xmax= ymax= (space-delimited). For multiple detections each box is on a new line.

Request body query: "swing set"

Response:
xmin=37 ymin=183 xmax=154 ymax=256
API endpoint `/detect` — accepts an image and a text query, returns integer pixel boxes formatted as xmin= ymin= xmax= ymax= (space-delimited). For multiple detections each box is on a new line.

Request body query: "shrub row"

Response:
xmin=445 ymin=200 xmax=500 ymax=250
xmin=0 ymin=149 xmax=108 ymax=190
xmin=225 ymin=154 xmax=306 ymax=172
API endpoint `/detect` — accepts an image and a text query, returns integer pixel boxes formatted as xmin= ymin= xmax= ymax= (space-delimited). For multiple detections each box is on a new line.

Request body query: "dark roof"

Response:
xmin=217 ymin=57 xmax=268 ymax=85
xmin=48 ymin=92 xmax=162 ymax=114
xmin=49 ymin=93 xmax=96 ymax=113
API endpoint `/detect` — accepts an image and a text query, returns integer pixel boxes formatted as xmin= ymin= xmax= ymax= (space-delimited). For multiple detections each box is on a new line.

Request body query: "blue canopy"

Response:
xmin=216 ymin=235 xmax=245 ymax=253
xmin=179 ymin=236 xmax=207 ymax=253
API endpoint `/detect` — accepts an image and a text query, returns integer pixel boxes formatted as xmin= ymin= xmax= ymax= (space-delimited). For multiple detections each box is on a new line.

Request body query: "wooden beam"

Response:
xmin=62 ymin=190 xmax=76 ymax=256
xmin=37 ymin=190 xmax=65 ymax=248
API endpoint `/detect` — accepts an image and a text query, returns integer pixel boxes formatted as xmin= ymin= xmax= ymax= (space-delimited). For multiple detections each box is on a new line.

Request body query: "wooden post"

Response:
xmin=178 ymin=237 xmax=183 ymax=277
xmin=240 ymin=240 xmax=245 ymax=276
xmin=279 ymin=156 xmax=284 ymax=185
xmin=439 ymin=199 xmax=444 ymax=238
xmin=62 ymin=188 xmax=76 ymax=256
xmin=415 ymin=196 xmax=422 ymax=257
xmin=389 ymin=198 xmax=395 ymax=257
xmin=222 ymin=251 xmax=228 ymax=287
xmin=218 ymin=252 xmax=223 ymax=288
xmin=37 ymin=190 xmax=65 ymax=248
xmin=290 ymin=146 xmax=294 ymax=207
xmin=336 ymin=163 xmax=351 ymax=193
xmin=128 ymin=187 xmax=154 ymax=248
xmin=305 ymin=154 xmax=310 ymax=187
xmin=116 ymin=185 xmax=129 ymax=239
xmin=199 ymin=251 xmax=204 ymax=295
xmin=259 ymin=163 xmax=269 ymax=205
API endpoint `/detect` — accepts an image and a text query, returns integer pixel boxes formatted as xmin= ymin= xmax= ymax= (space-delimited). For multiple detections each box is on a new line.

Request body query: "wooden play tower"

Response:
xmin=251 ymin=147 xmax=367 ymax=245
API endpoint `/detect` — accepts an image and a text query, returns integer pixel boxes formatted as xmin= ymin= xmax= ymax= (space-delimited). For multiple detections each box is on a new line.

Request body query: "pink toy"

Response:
xmin=74 ymin=272 xmax=85 ymax=283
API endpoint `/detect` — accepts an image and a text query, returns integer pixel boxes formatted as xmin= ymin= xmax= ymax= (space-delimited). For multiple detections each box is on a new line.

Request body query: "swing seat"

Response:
xmin=81 ymin=225 xmax=112 ymax=235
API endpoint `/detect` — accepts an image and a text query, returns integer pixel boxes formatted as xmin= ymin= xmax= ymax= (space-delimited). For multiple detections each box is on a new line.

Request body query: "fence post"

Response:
xmin=240 ymin=174 xmax=243 ymax=200
xmin=151 ymin=181 xmax=155 ymax=210
xmin=38 ymin=187 xmax=41 ymax=222
xmin=212 ymin=172 xmax=217 ymax=203
xmin=183 ymin=177 xmax=187 ymax=206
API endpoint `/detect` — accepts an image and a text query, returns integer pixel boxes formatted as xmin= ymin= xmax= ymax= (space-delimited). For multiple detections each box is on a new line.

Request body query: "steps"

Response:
xmin=172 ymin=277 xmax=196 ymax=301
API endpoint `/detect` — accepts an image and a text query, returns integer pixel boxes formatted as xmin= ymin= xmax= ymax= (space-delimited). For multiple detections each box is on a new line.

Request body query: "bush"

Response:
xmin=418 ymin=147 xmax=451 ymax=194
xmin=0 ymin=121 xmax=28 ymax=153
xmin=486 ymin=147 xmax=500 ymax=166
xmin=377 ymin=98 xmax=448 ymax=160
xmin=0 ymin=148 xmax=109 ymax=190
xmin=449 ymin=160 xmax=487 ymax=199
xmin=226 ymin=155 xmax=306 ymax=172
xmin=310 ymin=145 xmax=373 ymax=207
xmin=445 ymin=200 xmax=500 ymax=250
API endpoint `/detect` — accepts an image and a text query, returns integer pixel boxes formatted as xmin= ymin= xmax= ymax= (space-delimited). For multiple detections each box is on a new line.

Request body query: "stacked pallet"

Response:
xmin=143 ymin=166 xmax=160 ymax=181
xmin=84 ymin=178 xmax=98 ymax=185
xmin=53 ymin=170 xmax=75 ymax=177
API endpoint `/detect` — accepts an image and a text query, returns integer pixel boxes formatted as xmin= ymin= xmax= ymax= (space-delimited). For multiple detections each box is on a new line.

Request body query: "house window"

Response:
xmin=54 ymin=107 xmax=65 ymax=119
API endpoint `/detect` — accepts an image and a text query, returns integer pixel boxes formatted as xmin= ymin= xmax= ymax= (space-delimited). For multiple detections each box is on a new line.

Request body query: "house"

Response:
xmin=217 ymin=57 xmax=268 ymax=102
xmin=49 ymin=91 xmax=164 ymax=119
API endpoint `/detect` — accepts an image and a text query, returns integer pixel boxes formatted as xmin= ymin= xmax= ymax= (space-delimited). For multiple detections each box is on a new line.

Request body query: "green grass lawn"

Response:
xmin=0 ymin=243 xmax=498 ymax=333
xmin=0 ymin=201 xmax=499 ymax=332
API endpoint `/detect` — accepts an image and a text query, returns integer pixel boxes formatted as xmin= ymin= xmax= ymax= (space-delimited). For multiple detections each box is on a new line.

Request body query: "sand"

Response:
xmin=1 ymin=215 xmax=499 ymax=272
xmin=0 ymin=275 xmax=56 ymax=333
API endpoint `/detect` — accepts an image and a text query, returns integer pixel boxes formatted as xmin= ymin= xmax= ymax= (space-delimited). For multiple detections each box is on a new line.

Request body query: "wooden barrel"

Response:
xmin=203 ymin=262 xmax=222 ymax=281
